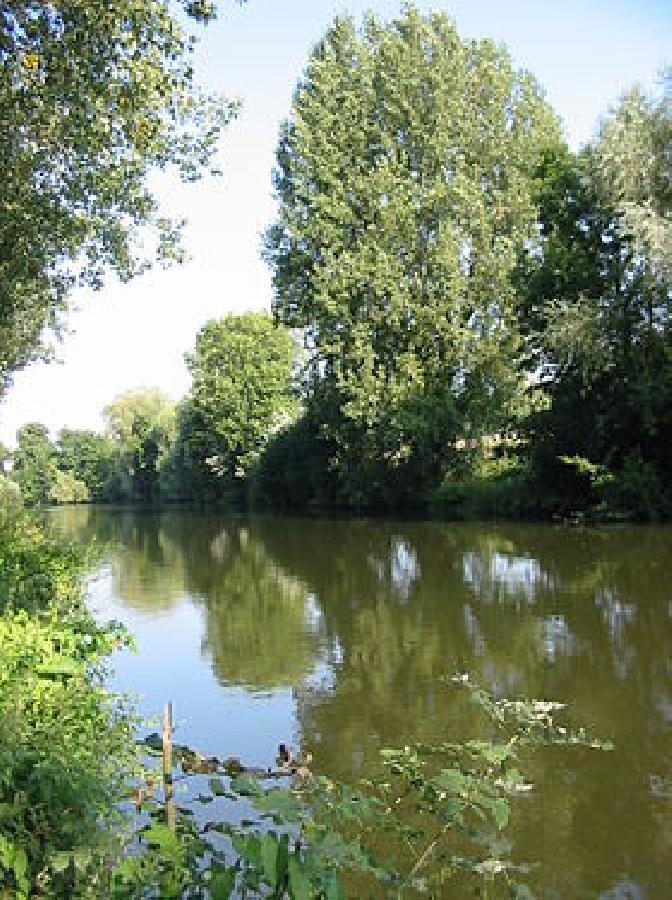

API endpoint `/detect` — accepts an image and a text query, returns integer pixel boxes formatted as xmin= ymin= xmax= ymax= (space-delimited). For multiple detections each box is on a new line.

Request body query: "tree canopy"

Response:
xmin=57 ymin=428 xmax=117 ymax=501
xmin=104 ymin=387 xmax=177 ymax=503
xmin=11 ymin=422 xmax=57 ymax=505
xmin=521 ymin=78 xmax=672 ymax=519
xmin=2 ymin=7 xmax=669 ymax=521
xmin=177 ymin=312 xmax=298 ymax=499
xmin=595 ymin=71 xmax=671 ymax=284
xmin=0 ymin=0 xmax=237 ymax=388
xmin=264 ymin=6 xmax=562 ymax=507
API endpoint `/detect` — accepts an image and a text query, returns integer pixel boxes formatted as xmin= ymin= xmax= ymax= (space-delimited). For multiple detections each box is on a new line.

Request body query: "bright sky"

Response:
xmin=1 ymin=0 xmax=670 ymax=446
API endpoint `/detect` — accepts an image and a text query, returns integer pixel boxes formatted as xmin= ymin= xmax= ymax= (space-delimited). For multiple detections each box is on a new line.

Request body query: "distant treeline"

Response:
xmin=4 ymin=10 xmax=671 ymax=521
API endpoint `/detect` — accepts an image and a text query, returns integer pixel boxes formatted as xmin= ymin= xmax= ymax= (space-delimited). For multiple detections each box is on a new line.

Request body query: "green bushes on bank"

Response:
xmin=432 ymin=456 xmax=538 ymax=520
xmin=0 ymin=505 xmax=139 ymax=897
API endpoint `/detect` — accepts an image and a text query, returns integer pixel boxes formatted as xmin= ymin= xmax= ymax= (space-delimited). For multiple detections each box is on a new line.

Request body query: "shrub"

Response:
xmin=433 ymin=455 xmax=540 ymax=519
xmin=0 ymin=507 xmax=86 ymax=613
xmin=0 ymin=610 xmax=137 ymax=897
xmin=605 ymin=450 xmax=672 ymax=521
xmin=0 ymin=508 xmax=138 ymax=897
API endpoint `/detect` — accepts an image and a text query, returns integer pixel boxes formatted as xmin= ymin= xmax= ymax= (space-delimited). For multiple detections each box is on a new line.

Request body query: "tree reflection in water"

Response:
xmin=53 ymin=507 xmax=672 ymax=897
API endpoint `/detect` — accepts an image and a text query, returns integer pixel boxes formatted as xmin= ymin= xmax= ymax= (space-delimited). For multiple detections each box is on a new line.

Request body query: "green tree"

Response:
xmin=520 ymin=81 xmax=672 ymax=519
xmin=57 ymin=428 xmax=117 ymax=501
xmin=514 ymin=145 xmax=619 ymax=343
xmin=596 ymin=73 xmax=671 ymax=284
xmin=180 ymin=312 xmax=297 ymax=500
xmin=0 ymin=0 xmax=237 ymax=389
xmin=48 ymin=468 xmax=89 ymax=504
xmin=264 ymin=6 xmax=561 ymax=509
xmin=104 ymin=388 xmax=177 ymax=503
xmin=11 ymin=422 xmax=57 ymax=505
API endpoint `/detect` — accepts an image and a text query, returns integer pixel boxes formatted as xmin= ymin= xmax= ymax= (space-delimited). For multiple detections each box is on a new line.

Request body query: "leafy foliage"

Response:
xmin=176 ymin=313 xmax=298 ymax=501
xmin=10 ymin=423 xmax=58 ymax=506
xmin=264 ymin=5 xmax=561 ymax=509
xmin=595 ymin=73 xmax=671 ymax=284
xmin=103 ymin=388 xmax=177 ymax=503
xmin=0 ymin=505 xmax=139 ymax=897
xmin=0 ymin=0 xmax=237 ymax=388
xmin=519 ymin=82 xmax=672 ymax=521
xmin=113 ymin=675 xmax=611 ymax=898
xmin=0 ymin=504 xmax=87 ymax=612
xmin=0 ymin=607 xmax=138 ymax=897
xmin=57 ymin=429 xmax=118 ymax=502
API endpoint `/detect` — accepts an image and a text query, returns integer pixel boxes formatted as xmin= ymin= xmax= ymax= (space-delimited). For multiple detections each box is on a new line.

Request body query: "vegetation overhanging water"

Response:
xmin=52 ymin=507 xmax=672 ymax=896
xmin=0 ymin=1 xmax=670 ymax=897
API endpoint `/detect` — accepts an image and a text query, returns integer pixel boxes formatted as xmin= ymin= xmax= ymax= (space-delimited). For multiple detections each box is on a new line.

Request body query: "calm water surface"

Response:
xmin=53 ymin=508 xmax=671 ymax=898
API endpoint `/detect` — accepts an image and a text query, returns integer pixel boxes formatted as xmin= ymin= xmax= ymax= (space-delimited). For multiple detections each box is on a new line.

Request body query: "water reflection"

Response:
xmin=197 ymin=530 xmax=321 ymax=691
xmin=463 ymin=547 xmax=555 ymax=605
xmin=52 ymin=508 xmax=672 ymax=897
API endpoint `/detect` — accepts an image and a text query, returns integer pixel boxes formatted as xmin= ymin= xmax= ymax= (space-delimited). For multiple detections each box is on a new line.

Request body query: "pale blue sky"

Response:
xmin=1 ymin=0 xmax=670 ymax=445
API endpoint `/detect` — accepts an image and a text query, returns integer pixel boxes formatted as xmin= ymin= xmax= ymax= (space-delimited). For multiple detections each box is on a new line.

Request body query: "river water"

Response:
xmin=52 ymin=507 xmax=671 ymax=897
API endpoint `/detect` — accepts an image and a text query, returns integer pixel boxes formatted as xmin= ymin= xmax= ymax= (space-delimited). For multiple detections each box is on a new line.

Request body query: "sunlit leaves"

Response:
xmin=179 ymin=312 xmax=298 ymax=497
xmin=265 ymin=5 xmax=562 ymax=507
xmin=103 ymin=387 xmax=177 ymax=503
xmin=596 ymin=74 xmax=672 ymax=281
xmin=0 ymin=509 xmax=139 ymax=896
xmin=105 ymin=667 xmax=610 ymax=896
xmin=0 ymin=1 xmax=237 ymax=387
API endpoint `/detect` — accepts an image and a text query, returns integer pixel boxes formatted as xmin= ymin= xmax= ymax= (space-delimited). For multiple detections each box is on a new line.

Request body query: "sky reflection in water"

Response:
xmin=53 ymin=508 xmax=672 ymax=898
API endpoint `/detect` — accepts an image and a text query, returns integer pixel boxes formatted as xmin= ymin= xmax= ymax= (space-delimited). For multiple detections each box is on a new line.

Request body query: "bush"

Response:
xmin=0 ymin=609 xmax=137 ymax=897
xmin=0 ymin=506 xmax=86 ymax=613
xmin=605 ymin=450 xmax=672 ymax=521
xmin=250 ymin=415 xmax=339 ymax=511
xmin=432 ymin=455 xmax=540 ymax=519
xmin=0 ymin=475 xmax=21 ymax=510
xmin=0 ymin=507 xmax=138 ymax=897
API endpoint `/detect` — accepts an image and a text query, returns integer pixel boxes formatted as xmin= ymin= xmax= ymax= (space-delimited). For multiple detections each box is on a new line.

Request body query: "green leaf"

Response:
xmin=143 ymin=824 xmax=179 ymax=854
xmin=466 ymin=741 xmax=516 ymax=765
xmin=288 ymin=854 xmax=313 ymax=900
xmin=14 ymin=848 xmax=27 ymax=874
xmin=433 ymin=769 xmax=468 ymax=793
xmin=37 ymin=656 xmax=83 ymax=678
xmin=277 ymin=833 xmax=290 ymax=887
xmin=325 ymin=869 xmax=346 ymax=900
xmin=72 ymin=848 xmax=93 ymax=872
xmin=209 ymin=777 xmax=226 ymax=796
xmin=230 ymin=773 xmax=262 ymax=797
xmin=492 ymin=798 xmax=510 ymax=831
xmin=261 ymin=833 xmax=280 ymax=886
xmin=50 ymin=851 xmax=72 ymax=874
xmin=231 ymin=833 xmax=262 ymax=867
xmin=254 ymin=788 xmax=304 ymax=823
xmin=209 ymin=866 xmax=236 ymax=899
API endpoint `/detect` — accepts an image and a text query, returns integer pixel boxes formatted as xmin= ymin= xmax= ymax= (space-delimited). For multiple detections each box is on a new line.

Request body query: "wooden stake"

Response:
xmin=163 ymin=702 xmax=176 ymax=832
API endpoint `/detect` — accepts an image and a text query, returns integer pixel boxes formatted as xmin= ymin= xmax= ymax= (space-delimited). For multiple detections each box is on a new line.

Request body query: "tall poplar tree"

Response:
xmin=265 ymin=6 xmax=561 ymax=507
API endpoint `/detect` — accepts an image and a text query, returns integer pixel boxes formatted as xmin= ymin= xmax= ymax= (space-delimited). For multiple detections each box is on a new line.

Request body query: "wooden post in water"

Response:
xmin=162 ymin=702 xmax=176 ymax=832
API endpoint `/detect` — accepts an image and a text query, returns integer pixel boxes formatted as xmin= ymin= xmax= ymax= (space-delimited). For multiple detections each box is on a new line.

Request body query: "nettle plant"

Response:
xmin=113 ymin=676 xmax=611 ymax=899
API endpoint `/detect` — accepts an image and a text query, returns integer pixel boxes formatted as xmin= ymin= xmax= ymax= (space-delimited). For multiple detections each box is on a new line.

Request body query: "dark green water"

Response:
xmin=53 ymin=507 xmax=671 ymax=897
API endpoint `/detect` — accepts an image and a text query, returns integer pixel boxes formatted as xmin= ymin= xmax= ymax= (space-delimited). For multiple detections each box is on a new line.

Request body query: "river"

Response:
xmin=52 ymin=506 xmax=671 ymax=897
